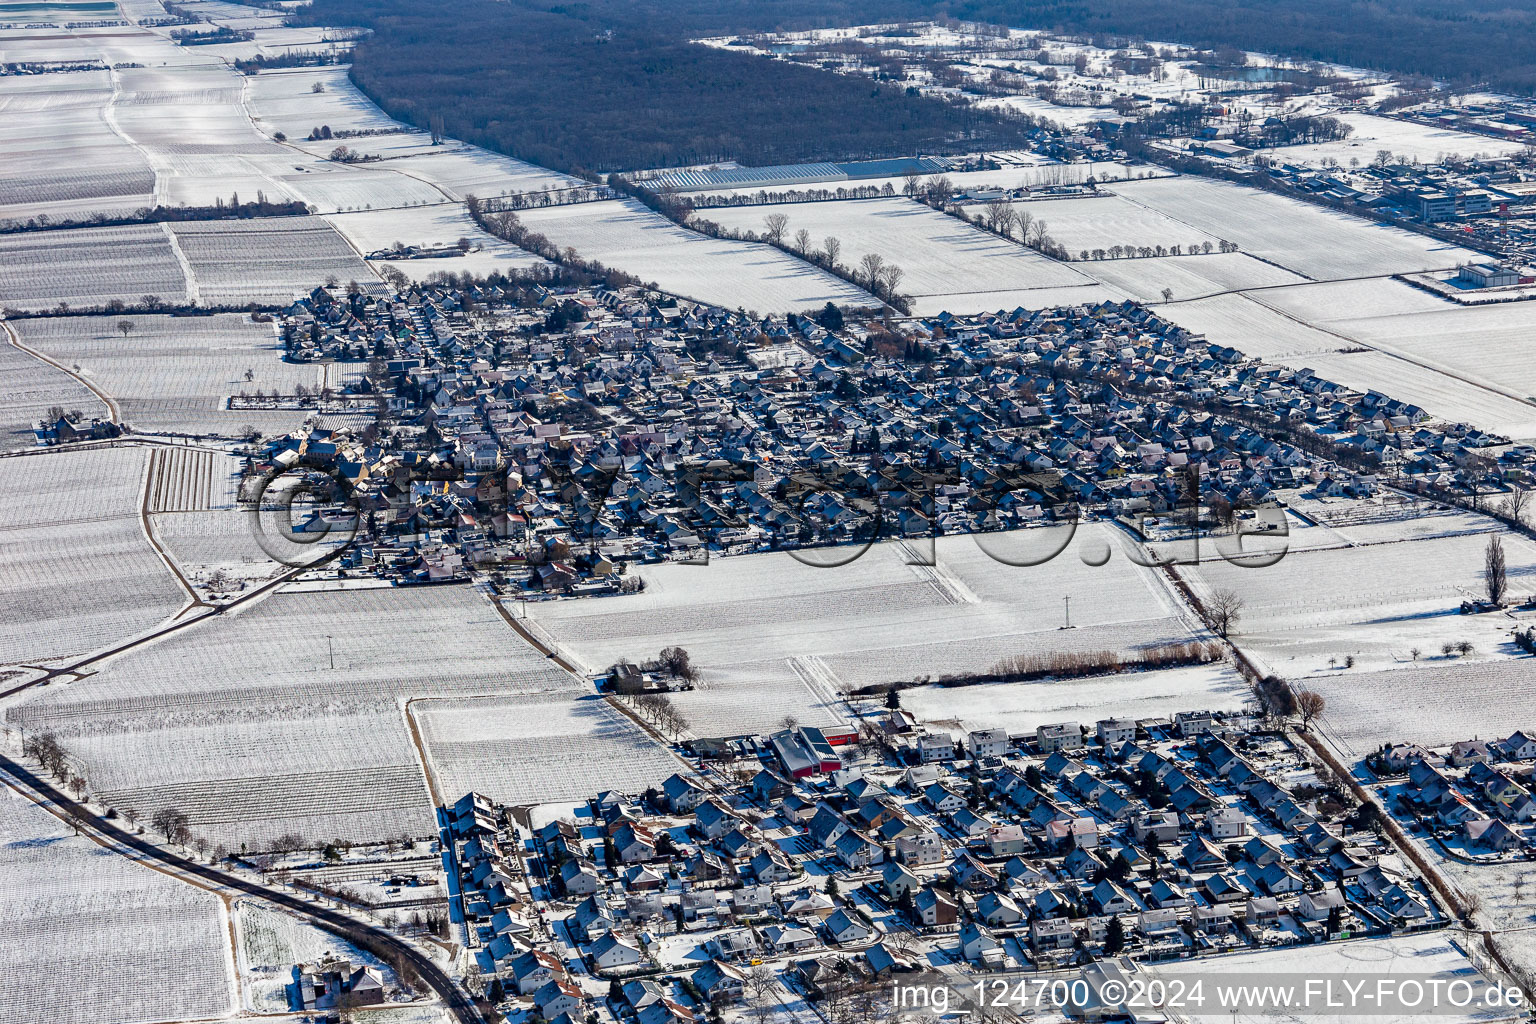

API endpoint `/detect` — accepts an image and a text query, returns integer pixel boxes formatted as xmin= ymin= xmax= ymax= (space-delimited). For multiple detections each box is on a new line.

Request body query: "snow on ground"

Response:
xmin=1186 ymin=517 xmax=1536 ymax=682
xmin=5 ymin=584 xmax=577 ymax=847
xmin=245 ymin=66 xmax=405 ymax=141
xmin=167 ymin=218 xmax=383 ymax=306
xmin=702 ymin=197 xmax=1095 ymax=301
xmin=682 ymin=160 xmax=1160 ymax=202
xmin=907 ymin=283 xmax=1126 ymax=316
xmin=0 ymin=446 xmax=185 ymax=665
xmin=0 ymin=787 xmax=235 ymax=1024
xmin=1146 ymin=930 xmax=1516 ymax=1024
xmin=900 ymin=660 xmax=1248 ymax=736
xmin=0 ymin=223 xmax=190 ymax=310
xmin=14 ymin=313 xmax=343 ymax=435
xmin=0 ymin=339 xmax=106 ymax=450
xmin=326 ymin=205 xmax=549 ymax=281
xmin=415 ymin=692 xmax=680 ymax=809
xmin=1152 ymin=291 xmax=1350 ymax=360
xmin=235 ymin=899 xmax=395 ymax=1014
xmin=997 ymin=193 xmax=1223 ymax=254
xmin=1260 ymin=111 xmax=1528 ymax=168
xmin=1108 ymin=176 xmax=1478 ymax=280
xmin=531 ymin=525 xmax=1213 ymax=729
xmin=1081 ymin=251 xmax=1307 ymax=303
xmin=517 ymin=199 xmax=875 ymax=312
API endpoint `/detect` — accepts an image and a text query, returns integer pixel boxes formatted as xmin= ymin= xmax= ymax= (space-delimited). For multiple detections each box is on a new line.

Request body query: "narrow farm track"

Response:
xmin=0 ymin=757 xmax=487 ymax=1024
xmin=140 ymin=448 xmax=209 ymax=617
xmin=2 ymin=318 xmax=121 ymax=423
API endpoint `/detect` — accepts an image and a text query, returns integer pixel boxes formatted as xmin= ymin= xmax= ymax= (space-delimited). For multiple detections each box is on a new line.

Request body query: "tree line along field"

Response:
xmin=0 ymin=789 xmax=235 ymax=1024
xmin=3 ymin=584 xmax=614 ymax=848
xmin=515 ymin=199 xmax=875 ymax=312
xmin=702 ymin=197 xmax=1097 ymax=306
xmin=0 ymin=447 xmax=187 ymax=666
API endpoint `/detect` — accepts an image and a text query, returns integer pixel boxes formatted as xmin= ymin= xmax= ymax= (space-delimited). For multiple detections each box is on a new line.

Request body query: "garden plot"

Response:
xmin=703 ymin=198 xmax=1095 ymax=302
xmin=1109 ymin=176 xmax=1478 ymax=280
xmin=516 ymin=199 xmax=874 ymax=311
xmin=6 ymin=584 xmax=579 ymax=847
xmin=327 ymin=205 xmax=548 ymax=281
xmin=899 ymin=661 xmax=1249 ymax=736
xmin=0 ymin=341 xmax=105 ymax=450
xmin=416 ymin=692 xmax=680 ymax=808
xmin=0 ymin=789 xmax=236 ymax=1024
xmin=531 ymin=525 xmax=1209 ymax=707
xmin=0 ymin=223 xmax=188 ymax=310
xmin=236 ymin=900 xmax=395 ymax=1014
xmin=0 ymin=446 xmax=185 ymax=665
xmin=168 ymin=218 xmax=382 ymax=306
xmin=1079 ymin=251 xmax=1306 ymax=303
xmin=1301 ymin=658 xmax=1536 ymax=755
xmin=996 ymin=194 xmax=1222 ymax=255
xmin=1185 ymin=524 xmax=1536 ymax=677
xmin=15 ymin=313 xmax=332 ymax=435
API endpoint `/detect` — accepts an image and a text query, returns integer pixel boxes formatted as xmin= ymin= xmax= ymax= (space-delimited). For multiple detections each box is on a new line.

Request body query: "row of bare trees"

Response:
xmin=749 ymin=211 xmax=908 ymax=307
xmin=629 ymin=693 xmax=691 ymax=739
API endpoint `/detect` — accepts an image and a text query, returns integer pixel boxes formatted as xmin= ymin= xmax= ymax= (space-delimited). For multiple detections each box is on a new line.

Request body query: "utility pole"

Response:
xmin=1063 ymin=595 xmax=1072 ymax=629
xmin=324 ymin=634 xmax=334 ymax=670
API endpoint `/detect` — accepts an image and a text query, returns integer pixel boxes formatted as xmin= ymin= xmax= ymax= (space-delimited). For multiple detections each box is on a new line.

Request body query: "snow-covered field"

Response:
xmin=416 ymin=692 xmax=681 ymax=808
xmin=0 ymin=339 xmax=106 ymax=450
xmin=0 ymin=224 xmax=189 ymax=310
xmin=14 ymin=313 xmax=338 ymax=435
xmin=0 ymin=788 xmax=235 ymax=1024
xmin=899 ymin=660 xmax=1249 ymax=736
xmin=0 ymin=446 xmax=185 ymax=665
xmin=703 ymin=197 xmax=1095 ymax=304
xmin=6 ymin=584 xmax=578 ymax=846
xmin=530 ymin=525 xmax=1213 ymax=733
xmin=1080 ymin=251 xmax=1307 ymax=303
xmin=1152 ymin=291 xmax=1349 ymax=360
xmin=998 ymin=194 xmax=1224 ymax=254
xmin=327 ymin=205 xmax=549 ymax=281
xmin=1108 ymin=176 xmax=1478 ymax=280
xmin=683 ymin=160 xmax=1161 ymax=202
xmin=167 ymin=218 xmax=382 ymax=306
xmin=1262 ymin=111 xmax=1528 ymax=168
xmin=517 ymin=199 xmax=875 ymax=311
xmin=907 ymin=283 xmax=1124 ymax=317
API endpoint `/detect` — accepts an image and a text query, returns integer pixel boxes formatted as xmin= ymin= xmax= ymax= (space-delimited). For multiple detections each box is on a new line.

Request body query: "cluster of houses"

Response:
xmin=1374 ymin=732 xmax=1536 ymax=857
xmin=436 ymin=706 xmax=1450 ymax=1020
xmin=243 ymin=279 xmax=1521 ymax=591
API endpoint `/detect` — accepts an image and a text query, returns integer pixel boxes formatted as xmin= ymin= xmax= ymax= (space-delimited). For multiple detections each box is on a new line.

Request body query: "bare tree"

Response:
xmin=1014 ymin=210 xmax=1034 ymax=241
xmin=882 ymin=264 xmax=905 ymax=297
xmin=745 ymin=965 xmax=777 ymax=1002
xmin=1504 ymin=489 xmax=1530 ymax=527
xmin=902 ymin=171 xmax=922 ymax=197
xmin=763 ymin=213 xmax=790 ymax=245
xmin=151 ymin=806 xmax=192 ymax=847
xmin=1209 ymin=588 xmax=1245 ymax=637
xmin=1295 ymin=690 xmax=1326 ymax=729
xmin=823 ymin=236 xmax=842 ymax=267
xmin=1486 ymin=534 xmax=1508 ymax=606
xmin=116 ymin=319 xmax=135 ymax=340
xmin=858 ymin=252 xmax=886 ymax=290
xmin=793 ymin=228 xmax=812 ymax=254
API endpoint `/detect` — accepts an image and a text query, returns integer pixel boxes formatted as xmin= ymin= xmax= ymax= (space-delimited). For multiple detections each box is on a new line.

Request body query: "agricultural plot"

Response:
xmin=686 ymin=160 xmax=1160 ymax=201
xmin=0 ymin=790 xmax=235 ymax=1024
xmin=1108 ymin=176 xmax=1478 ymax=280
xmin=383 ymin=148 xmax=584 ymax=201
xmin=1152 ymin=291 xmax=1350 ymax=360
xmin=0 ymin=446 xmax=185 ymax=665
xmin=1079 ymin=251 xmax=1306 ymax=303
xmin=277 ymin=163 xmax=451 ymax=214
xmin=899 ymin=661 xmax=1250 ymax=736
xmin=6 ymin=584 xmax=579 ymax=846
xmin=245 ymin=65 xmax=411 ymax=142
xmin=907 ymin=283 xmax=1124 ymax=317
xmin=1267 ymin=111 xmax=1527 ymax=168
xmin=0 ymin=340 xmax=106 ymax=450
xmin=516 ymin=199 xmax=874 ymax=311
xmin=416 ymin=692 xmax=681 ymax=808
xmin=995 ymin=194 xmax=1222 ymax=255
xmin=1185 ymin=524 xmax=1536 ymax=677
xmin=0 ymin=224 xmax=188 ymax=311
xmin=1299 ymin=659 xmax=1536 ymax=755
xmin=168 ymin=218 xmax=382 ymax=306
xmin=703 ymin=197 xmax=1095 ymax=304
xmin=15 ymin=313 xmax=333 ymax=435
xmin=530 ymin=525 xmax=1212 ymax=722
xmin=327 ymin=205 xmax=548 ymax=281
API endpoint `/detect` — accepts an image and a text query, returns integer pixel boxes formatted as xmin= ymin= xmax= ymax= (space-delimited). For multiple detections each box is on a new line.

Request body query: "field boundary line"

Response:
xmin=3 ymin=318 xmax=121 ymax=423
